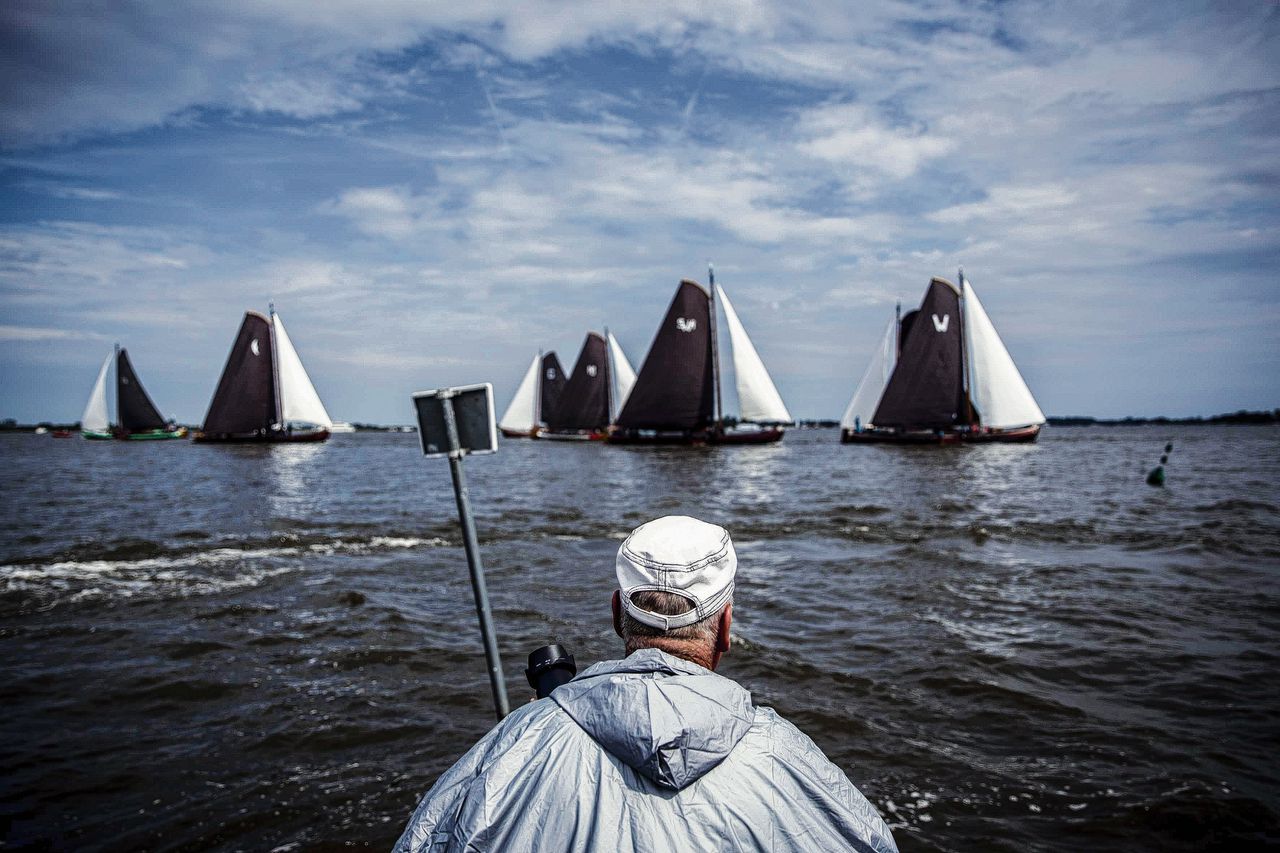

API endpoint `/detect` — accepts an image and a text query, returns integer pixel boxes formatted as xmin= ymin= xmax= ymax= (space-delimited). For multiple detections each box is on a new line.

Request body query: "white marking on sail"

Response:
xmin=715 ymin=284 xmax=792 ymax=424
xmin=607 ymin=331 xmax=636 ymax=422
xmin=841 ymin=318 xmax=897 ymax=430
xmin=81 ymin=351 xmax=112 ymax=433
xmin=499 ymin=354 xmax=541 ymax=433
xmin=271 ymin=313 xmax=333 ymax=428
xmin=962 ymin=278 xmax=1045 ymax=429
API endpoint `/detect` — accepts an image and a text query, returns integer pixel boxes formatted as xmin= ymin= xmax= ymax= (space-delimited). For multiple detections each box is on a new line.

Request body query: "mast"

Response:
xmin=268 ymin=302 xmax=282 ymax=427
xmin=535 ymin=349 xmax=543 ymax=427
xmin=113 ymin=341 xmax=120 ymax=428
xmin=959 ymin=267 xmax=977 ymax=426
xmin=708 ymin=263 xmax=723 ymax=431
xmin=895 ymin=301 xmax=902 ymax=354
xmin=602 ymin=328 xmax=613 ymax=423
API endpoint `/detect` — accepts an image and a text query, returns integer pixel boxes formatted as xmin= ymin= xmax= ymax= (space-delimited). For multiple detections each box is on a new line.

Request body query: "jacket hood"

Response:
xmin=551 ymin=648 xmax=755 ymax=790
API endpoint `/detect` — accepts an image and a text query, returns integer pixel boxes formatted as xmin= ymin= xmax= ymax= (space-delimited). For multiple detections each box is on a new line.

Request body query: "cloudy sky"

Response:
xmin=1 ymin=0 xmax=1277 ymax=423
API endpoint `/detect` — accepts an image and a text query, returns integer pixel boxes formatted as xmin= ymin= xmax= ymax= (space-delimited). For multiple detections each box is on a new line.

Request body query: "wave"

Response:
xmin=0 ymin=534 xmax=449 ymax=613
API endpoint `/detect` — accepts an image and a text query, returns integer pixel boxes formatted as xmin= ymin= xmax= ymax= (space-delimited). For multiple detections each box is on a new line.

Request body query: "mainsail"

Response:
xmin=547 ymin=332 xmax=610 ymax=432
xmin=606 ymin=331 xmax=636 ymax=421
xmin=615 ymin=280 xmax=715 ymax=430
xmin=715 ymin=284 xmax=791 ymax=424
xmin=202 ymin=312 xmax=277 ymax=435
xmin=272 ymin=312 xmax=332 ymax=428
xmin=500 ymin=354 xmax=541 ymax=434
xmin=116 ymin=348 xmax=167 ymax=433
xmin=539 ymin=352 xmax=566 ymax=425
xmin=840 ymin=318 xmax=897 ymax=430
xmin=81 ymin=352 xmax=112 ymax=434
xmin=962 ymin=276 xmax=1045 ymax=429
xmin=873 ymin=278 xmax=966 ymax=429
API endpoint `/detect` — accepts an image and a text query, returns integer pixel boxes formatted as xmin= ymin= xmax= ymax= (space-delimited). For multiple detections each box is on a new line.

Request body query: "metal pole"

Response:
xmin=440 ymin=392 xmax=510 ymax=720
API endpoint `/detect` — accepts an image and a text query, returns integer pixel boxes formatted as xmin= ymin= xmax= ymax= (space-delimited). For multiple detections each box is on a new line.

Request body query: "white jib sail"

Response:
xmin=272 ymin=313 xmax=333 ymax=428
xmin=840 ymin=318 xmax=897 ymax=430
xmin=499 ymin=354 xmax=541 ymax=433
xmin=962 ymin=278 xmax=1045 ymax=429
xmin=606 ymin=331 xmax=637 ymax=421
xmin=81 ymin=351 xmax=112 ymax=433
xmin=715 ymin=284 xmax=792 ymax=424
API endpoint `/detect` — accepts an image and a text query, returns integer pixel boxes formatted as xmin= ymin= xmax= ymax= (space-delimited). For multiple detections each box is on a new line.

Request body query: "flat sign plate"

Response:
xmin=412 ymin=383 xmax=498 ymax=457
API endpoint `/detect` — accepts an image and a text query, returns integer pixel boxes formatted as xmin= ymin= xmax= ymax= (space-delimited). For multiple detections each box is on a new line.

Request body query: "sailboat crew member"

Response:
xmin=395 ymin=516 xmax=898 ymax=853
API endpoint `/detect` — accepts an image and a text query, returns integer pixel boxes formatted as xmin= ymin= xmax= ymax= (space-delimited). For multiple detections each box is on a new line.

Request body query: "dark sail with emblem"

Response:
xmin=115 ymin=348 xmax=167 ymax=433
xmin=547 ymin=333 xmax=610 ymax=431
xmin=202 ymin=312 xmax=277 ymax=436
xmin=873 ymin=278 xmax=966 ymax=429
xmin=615 ymin=280 xmax=714 ymax=430
xmin=539 ymin=352 xmax=567 ymax=426
xmin=897 ymin=309 xmax=919 ymax=357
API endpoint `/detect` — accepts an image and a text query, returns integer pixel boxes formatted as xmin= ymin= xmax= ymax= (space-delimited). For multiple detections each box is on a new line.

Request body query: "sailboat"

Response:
xmin=498 ymin=351 xmax=566 ymax=438
xmin=80 ymin=345 xmax=187 ymax=440
xmin=542 ymin=331 xmax=637 ymax=441
xmin=840 ymin=271 xmax=1045 ymax=444
xmin=609 ymin=270 xmax=792 ymax=445
xmin=193 ymin=306 xmax=333 ymax=443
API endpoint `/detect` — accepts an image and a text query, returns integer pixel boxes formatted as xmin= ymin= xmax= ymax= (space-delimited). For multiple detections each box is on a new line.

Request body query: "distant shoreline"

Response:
xmin=5 ymin=410 xmax=1275 ymax=433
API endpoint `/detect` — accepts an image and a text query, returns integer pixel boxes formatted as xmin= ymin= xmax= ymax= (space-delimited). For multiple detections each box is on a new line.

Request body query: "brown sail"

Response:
xmin=116 ymin=348 xmax=167 ymax=433
xmin=614 ymin=280 xmax=714 ymax=431
xmin=200 ymin=312 xmax=277 ymax=437
xmin=873 ymin=278 xmax=966 ymax=430
xmin=546 ymin=333 xmax=610 ymax=432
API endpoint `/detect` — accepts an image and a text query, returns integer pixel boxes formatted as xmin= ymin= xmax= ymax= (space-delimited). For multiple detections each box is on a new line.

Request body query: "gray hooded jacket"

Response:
xmin=395 ymin=649 xmax=897 ymax=852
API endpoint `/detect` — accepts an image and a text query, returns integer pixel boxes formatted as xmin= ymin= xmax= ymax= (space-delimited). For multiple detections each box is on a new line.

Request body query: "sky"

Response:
xmin=1 ymin=0 xmax=1277 ymax=423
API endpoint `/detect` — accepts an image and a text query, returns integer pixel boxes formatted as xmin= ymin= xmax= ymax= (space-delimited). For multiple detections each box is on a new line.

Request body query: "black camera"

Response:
xmin=525 ymin=644 xmax=577 ymax=699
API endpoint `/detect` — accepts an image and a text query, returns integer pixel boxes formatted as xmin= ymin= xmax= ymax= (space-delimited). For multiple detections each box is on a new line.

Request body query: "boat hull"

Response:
xmin=122 ymin=428 xmax=188 ymax=441
xmin=608 ymin=427 xmax=785 ymax=446
xmin=192 ymin=428 xmax=331 ymax=444
xmin=840 ymin=424 xmax=1041 ymax=445
xmin=500 ymin=427 xmax=539 ymax=439
xmin=541 ymin=430 xmax=606 ymax=442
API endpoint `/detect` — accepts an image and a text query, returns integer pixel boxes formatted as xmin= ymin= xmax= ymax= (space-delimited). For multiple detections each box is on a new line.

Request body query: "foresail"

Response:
xmin=116 ymin=348 xmax=167 ymax=432
xmin=81 ymin=351 xmax=112 ymax=433
xmin=606 ymin=331 xmax=636 ymax=421
xmin=841 ymin=318 xmax=897 ymax=430
xmin=500 ymin=354 xmax=541 ymax=433
xmin=963 ymin=278 xmax=1045 ymax=429
xmin=716 ymin=285 xmax=791 ymax=424
xmin=273 ymin=313 xmax=332 ymax=428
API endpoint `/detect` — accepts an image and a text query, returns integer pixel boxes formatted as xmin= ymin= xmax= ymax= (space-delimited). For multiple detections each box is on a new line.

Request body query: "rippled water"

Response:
xmin=2 ymin=427 xmax=1278 ymax=851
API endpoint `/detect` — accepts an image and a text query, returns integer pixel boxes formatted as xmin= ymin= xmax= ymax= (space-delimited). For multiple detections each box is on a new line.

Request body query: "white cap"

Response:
xmin=615 ymin=515 xmax=736 ymax=630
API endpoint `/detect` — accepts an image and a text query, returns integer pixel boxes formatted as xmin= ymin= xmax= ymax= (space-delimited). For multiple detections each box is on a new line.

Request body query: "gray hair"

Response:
xmin=621 ymin=589 xmax=728 ymax=653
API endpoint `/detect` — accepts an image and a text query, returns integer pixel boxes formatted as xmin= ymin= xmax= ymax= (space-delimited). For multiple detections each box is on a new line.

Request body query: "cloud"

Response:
xmin=796 ymin=102 xmax=954 ymax=180
xmin=0 ymin=324 xmax=103 ymax=342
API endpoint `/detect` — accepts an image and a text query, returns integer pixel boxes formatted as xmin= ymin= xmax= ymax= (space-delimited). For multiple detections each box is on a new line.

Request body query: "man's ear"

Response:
xmin=716 ymin=603 xmax=732 ymax=654
xmin=612 ymin=589 xmax=624 ymax=639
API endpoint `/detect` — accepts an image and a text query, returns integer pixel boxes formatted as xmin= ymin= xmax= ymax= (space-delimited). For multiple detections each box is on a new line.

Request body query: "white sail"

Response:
xmin=272 ymin=313 xmax=333 ymax=428
xmin=81 ymin=351 xmax=112 ymax=433
xmin=840 ymin=318 xmax=897 ymax=430
xmin=715 ymin=284 xmax=792 ymax=424
xmin=606 ymin=331 xmax=637 ymax=421
xmin=962 ymin=277 xmax=1045 ymax=429
xmin=499 ymin=354 xmax=541 ymax=433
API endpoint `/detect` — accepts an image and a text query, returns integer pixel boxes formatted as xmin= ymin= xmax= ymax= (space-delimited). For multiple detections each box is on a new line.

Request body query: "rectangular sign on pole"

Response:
xmin=412 ymin=383 xmax=498 ymax=457
xmin=410 ymin=382 xmax=510 ymax=720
